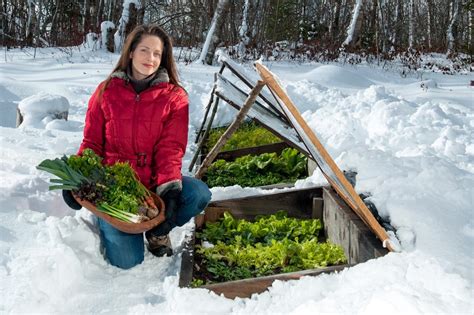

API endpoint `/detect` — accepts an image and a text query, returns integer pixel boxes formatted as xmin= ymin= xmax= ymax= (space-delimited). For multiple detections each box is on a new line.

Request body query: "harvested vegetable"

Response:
xmin=37 ymin=149 xmax=158 ymax=223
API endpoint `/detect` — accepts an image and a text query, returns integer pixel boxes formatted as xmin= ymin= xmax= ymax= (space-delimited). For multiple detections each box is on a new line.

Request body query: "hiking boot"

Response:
xmin=145 ymin=233 xmax=173 ymax=257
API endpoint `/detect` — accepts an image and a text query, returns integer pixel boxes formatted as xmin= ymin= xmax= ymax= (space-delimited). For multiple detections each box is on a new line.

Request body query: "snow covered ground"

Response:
xmin=0 ymin=47 xmax=472 ymax=314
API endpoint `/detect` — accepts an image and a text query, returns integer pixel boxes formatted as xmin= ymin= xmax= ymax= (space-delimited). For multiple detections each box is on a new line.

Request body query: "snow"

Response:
xmin=0 ymin=47 xmax=473 ymax=314
xmin=101 ymin=21 xmax=116 ymax=50
xmin=17 ymin=92 xmax=70 ymax=129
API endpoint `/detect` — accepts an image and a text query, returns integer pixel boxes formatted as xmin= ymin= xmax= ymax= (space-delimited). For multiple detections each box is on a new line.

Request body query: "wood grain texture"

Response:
xmin=208 ymin=187 xmax=323 ymax=220
xmin=323 ymin=188 xmax=388 ymax=264
xmin=202 ymin=264 xmax=352 ymax=299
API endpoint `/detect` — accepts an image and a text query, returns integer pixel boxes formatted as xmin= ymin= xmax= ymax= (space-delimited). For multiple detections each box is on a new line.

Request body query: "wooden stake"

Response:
xmin=195 ymin=80 xmax=266 ymax=179
xmin=189 ymin=96 xmax=221 ymax=172
xmin=255 ymin=63 xmax=396 ymax=252
xmin=194 ymin=65 xmax=226 ymax=143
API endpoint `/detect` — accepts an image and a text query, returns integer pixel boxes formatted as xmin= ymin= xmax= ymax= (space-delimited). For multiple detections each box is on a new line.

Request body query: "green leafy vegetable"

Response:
xmin=37 ymin=149 xmax=158 ymax=223
xmin=205 ymin=148 xmax=307 ymax=187
xmin=207 ymin=121 xmax=281 ymax=151
xmin=193 ymin=212 xmax=347 ymax=284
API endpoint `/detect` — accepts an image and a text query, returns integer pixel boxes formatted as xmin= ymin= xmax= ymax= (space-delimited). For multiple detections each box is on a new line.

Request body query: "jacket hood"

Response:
xmin=110 ymin=67 xmax=170 ymax=86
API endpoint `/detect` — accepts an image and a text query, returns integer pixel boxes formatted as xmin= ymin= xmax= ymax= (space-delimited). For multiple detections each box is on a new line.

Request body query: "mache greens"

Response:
xmin=193 ymin=211 xmax=347 ymax=285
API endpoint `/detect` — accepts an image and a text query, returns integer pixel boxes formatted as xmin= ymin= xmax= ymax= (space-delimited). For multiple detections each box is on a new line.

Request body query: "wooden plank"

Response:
xmin=323 ymin=188 xmax=358 ymax=264
xmin=194 ymin=64 xmax=226 ymax=144
xmin=208 ymin=187 xmax=323 ymax=220
xmin=258 ymin=182 xmax=295 ymax=190
xmin=312 ymin=197 xmax=324 ymax=220
xmin=202 ymin=264 xmax=352 ymax=299
xmin=323 ymin=188 xmax=388 ymax=264
xmin=255 ymin=63 xmax=395 ymax=252
xmin=349 ymin=217 xmax=389 ymax=263
xmin=189 ymin=96 xmax=221 ymax=172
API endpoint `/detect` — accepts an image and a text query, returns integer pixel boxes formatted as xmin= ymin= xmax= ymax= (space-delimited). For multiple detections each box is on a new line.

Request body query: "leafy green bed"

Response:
xmin=206 ymin=121 xmax=281 ymax=151
xmin=205 ymin=148 xmax=307 ymax=187
xmin=192 ymin=211 xmax=347 ymax=286
xmin=203 ymin=121 xmax=308 ymax=187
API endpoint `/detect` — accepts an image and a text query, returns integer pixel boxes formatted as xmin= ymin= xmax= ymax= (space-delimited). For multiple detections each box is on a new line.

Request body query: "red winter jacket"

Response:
xmin=78 ymin=70 xmax=189 ymax=190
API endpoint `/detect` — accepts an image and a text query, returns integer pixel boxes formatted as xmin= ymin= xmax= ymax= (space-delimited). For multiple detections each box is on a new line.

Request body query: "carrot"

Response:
xmin=144 ymin=196 xmax=158 ymax=210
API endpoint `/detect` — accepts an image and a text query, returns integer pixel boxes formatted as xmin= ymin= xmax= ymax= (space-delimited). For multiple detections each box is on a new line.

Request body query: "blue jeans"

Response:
xmin=97 ymin=176 xmax=211 ymax=269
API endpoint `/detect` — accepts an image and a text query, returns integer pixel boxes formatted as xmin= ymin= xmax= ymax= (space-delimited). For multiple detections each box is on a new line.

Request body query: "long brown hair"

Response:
xmin=99 ymin=24 xmax=181 ymax=96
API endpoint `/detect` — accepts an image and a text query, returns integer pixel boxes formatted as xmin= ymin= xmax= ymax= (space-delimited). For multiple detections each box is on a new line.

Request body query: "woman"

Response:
xmin=63 ymin=24 xmax=212 ymax=269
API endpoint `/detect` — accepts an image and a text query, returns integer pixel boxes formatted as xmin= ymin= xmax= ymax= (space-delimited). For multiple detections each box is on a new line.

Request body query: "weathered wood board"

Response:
xmin=206 ymin=186 xmax=323 ymax=220
xmin=323 ymin=188 xmax=388 ymax=264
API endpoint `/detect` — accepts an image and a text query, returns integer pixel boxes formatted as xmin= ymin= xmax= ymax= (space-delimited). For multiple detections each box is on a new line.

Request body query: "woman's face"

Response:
xmin=130 ymin=35 xmax=164 ymax=80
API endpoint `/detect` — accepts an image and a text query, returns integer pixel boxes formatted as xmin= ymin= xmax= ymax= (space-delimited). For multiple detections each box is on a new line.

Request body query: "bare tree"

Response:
xmin=330 ymin=0 xmax=343 ymax=42
xmin=25 ymin=0 xmax=37 ymax=46
xmin=198 ymin=0 xmax=230 ymax=65
xmin=426 ymin=0 xmax=434 ymax=49
xmin=343 ymin=0 xmax=364 ymax=49
xmin=408 ymin=0 xmax=415 ymax=48
xmin=114 ymin=0 xmax=141 ymax=52
xmin=469 ymin=1 xmax=473 ymax=59
xmin=446 ymin=0 xmax=460 ymax=55
xmin=237 ymin=0 xmax=250 ymax=58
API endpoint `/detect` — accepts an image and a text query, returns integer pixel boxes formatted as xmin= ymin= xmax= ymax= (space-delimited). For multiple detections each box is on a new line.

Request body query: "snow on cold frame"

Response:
xmin=0 ymin=47 xmax=472 ymax=314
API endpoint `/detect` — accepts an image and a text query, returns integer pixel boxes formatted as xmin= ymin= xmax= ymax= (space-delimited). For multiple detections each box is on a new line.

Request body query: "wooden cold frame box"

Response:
xmin=178 ymin=186 xmax=388 ymax=299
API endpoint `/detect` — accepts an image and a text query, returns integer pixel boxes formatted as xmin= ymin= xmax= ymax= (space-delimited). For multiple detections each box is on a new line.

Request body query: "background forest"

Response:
xmin=2 ymin=0 xmax=473 ymax=65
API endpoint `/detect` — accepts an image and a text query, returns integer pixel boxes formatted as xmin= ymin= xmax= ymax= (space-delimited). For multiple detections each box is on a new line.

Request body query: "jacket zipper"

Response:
xmin=132 ymin=94 xmax=140 ymax=160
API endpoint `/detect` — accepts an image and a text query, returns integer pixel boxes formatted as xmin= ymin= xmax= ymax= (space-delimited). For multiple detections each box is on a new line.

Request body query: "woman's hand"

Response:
xmin=162 ymin=187 xmax=181 ymax=222
xmin=62 ymin=190 xmax=82 ymax=210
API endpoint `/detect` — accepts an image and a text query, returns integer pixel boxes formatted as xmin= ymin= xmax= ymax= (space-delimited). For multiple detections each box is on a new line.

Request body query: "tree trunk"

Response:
xmin=115 ymin=0 xmax=141 ymax=52
xmin=391 ymin=0 xmax=400 ymax=49
xmin=238 ymin=0 xmax=250 ymax=58
xmin=25 ymin=0 xmax=36 ymax=46
xmin=125 ymin=2 xmax=139 ymax=37
xmin=378 ymin=0 xmax=389 ymax=53
xmin=50 ymin=0 xmax=61 ymax=45
xmin=198 ymin=0 xmax=230 ymax=65
xmin=469 ymin=4 xmax=473 ymax=60
xmin=408 ymin=0 xmax=415 ymax=49
xmin=446 ymin=0 xmax=459 ymax=55
xmin=372 ymin=0 xmax=378 ymax=54
xmin=82 ymin=0 xmax=91 ymax=33
xmin=426 ymin=0 xmax=433 ymax=49
xmin=332 ymin=0 xmax=342 ymax=41
xmin=342 ymin=0 xmax=364 ymax=49
xmin=96 ymin=0 xmax=104 ymax=29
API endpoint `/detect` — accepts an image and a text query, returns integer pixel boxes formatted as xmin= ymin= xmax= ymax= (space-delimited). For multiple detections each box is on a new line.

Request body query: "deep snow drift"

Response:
xmin=0 ymin=48 xmax=472 ymax=314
